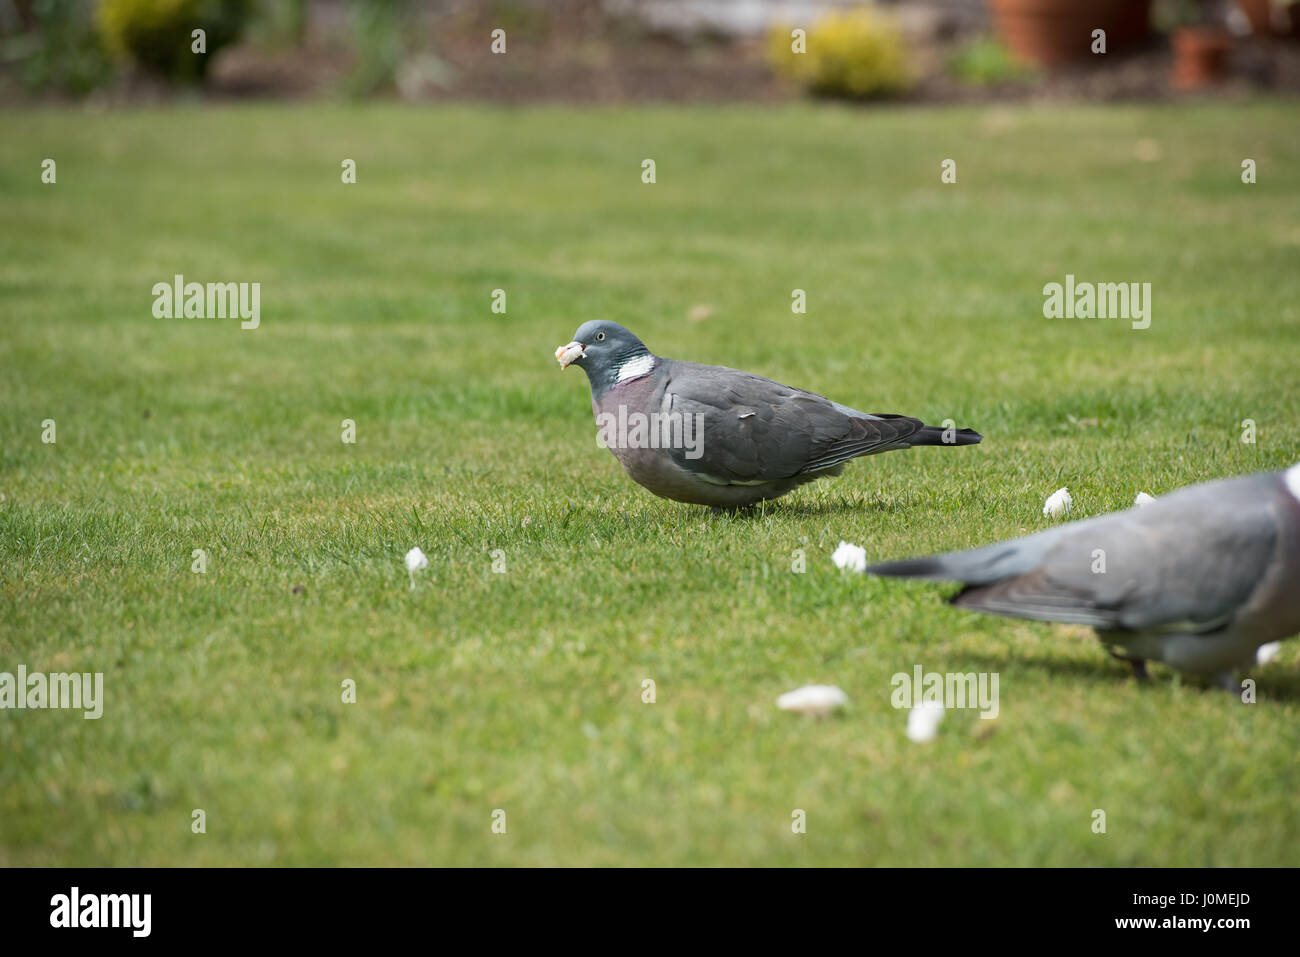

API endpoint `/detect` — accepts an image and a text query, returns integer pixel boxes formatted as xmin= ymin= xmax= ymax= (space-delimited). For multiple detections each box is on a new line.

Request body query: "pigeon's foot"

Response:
xmin=1109 ymin=651 xmax=1149 ymax=682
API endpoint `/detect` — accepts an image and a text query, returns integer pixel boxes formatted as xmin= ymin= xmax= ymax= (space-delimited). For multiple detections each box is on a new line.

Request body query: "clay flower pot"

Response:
xmin=1233 ymin=0 xmax=1300 ymax=39
xmin=1234 ymin=0 xmax=1276 ymax=35
xmin=1172 ymin=26 xmax=1233 ymax=89
xmin=987 ymin=0 xmax=1152 ymax=67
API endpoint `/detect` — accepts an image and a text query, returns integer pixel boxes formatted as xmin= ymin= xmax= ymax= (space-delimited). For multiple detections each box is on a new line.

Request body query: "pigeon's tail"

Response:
xmin=907 ymin=425 xmax=982 ymax=448
xmin=866 ymin=524 xmax=1076 ymax=585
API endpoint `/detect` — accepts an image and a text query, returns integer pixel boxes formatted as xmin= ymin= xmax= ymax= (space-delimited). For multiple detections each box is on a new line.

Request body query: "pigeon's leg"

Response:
xmin=1212 ymin=672 xmax=1239 ymax=694
xmin=1109 ymin=651 xmax=1149 ymax=682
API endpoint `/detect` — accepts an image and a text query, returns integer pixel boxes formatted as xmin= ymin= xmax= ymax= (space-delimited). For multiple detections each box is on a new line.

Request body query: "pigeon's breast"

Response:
xmin=1234 ymin=488 xmax=1300 ymax=641
xmin=591 ymin=377 xmax=774 ymax=506
xmin=592 ymin=374 xmax=667 ymax=471
xmin=591 ymin=372 xmax=660 ymax=418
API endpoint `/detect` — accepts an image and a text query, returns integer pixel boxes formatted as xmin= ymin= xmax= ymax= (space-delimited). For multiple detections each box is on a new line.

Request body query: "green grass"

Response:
xmin=2 ymin=101 xmax=1299 ymax=866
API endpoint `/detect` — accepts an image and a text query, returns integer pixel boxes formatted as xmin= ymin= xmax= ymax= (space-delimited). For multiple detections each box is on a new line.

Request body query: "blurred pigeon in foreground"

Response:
xmin=555 ymin=321 xmax=981 ymax=508
xmin=866 ymin=465 xmax=1300 ymax=688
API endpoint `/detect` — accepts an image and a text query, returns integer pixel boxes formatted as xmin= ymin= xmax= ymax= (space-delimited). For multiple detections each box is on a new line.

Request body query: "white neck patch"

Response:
xmin=1285 ymin=463 xmax=1300 ymax=502
xmin=616 ymin=354 xmax=655 ymax=383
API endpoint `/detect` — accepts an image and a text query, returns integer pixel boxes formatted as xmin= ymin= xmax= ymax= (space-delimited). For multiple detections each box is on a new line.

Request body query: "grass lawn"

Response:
xmin=1 ymin=100 xmax=1298 ymax=866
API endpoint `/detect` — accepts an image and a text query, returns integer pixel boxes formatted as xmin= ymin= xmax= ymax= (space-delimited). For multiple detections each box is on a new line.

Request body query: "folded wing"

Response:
xmin=659 ymin=360 xmax=924 ymax=484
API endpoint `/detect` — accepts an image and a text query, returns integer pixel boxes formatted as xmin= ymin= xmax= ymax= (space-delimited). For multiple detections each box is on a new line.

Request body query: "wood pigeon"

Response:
xmin=555 ymin=320 xmax=982 ymax=508
xmin=866 ymin=465 xmax=1300 ymax=688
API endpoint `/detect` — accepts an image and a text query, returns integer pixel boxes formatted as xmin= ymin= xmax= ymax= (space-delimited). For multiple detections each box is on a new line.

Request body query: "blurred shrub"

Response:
xmin=344 ymin=0 xmax=408 ymax=97
xmin=1151 ymin=0 xmax=1212 ymax=32
xmin=96 ymin=0 xmax=251 ymax=81
xmin=249 ymin=0 xmax=309 ymax=48
xmin=3 ymin=0 xmax=114 ymax=95
xmin=486 ymin=0 xmax=547 ymax=39
xmin=767 ymin=8 xmax=911 ymax=99
xmin=948 ymin=36 xmax=1034 ymax=86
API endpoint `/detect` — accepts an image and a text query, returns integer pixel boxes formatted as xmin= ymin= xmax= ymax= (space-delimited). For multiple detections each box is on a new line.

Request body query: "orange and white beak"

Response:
xmin=555 ymin=341 xmax=586 ymax=369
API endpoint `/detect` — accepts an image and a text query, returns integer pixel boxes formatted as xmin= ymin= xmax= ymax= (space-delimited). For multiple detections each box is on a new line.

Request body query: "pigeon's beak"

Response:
xmin=555 ymin=341 xmax=586 ymax=370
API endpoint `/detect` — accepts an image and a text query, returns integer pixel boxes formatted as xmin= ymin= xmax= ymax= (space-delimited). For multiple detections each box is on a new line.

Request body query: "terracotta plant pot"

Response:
xmin=1227 ymin=0 xmax=1300 ymax=38
xmin=1234 ymin=0 xmax=1300 ymax=40
xmin=987 ymin=0 xmax=1153 ymax=67
xmin=1234 ymin=0 xmax=1275 ymax=35
xmin=1172 ymin=26 xmax=1233 ymax=89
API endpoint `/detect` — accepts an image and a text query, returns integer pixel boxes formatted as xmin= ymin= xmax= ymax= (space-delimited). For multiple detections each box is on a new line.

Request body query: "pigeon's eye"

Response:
xmin=596 ymin=332 xmax=605 ymax=341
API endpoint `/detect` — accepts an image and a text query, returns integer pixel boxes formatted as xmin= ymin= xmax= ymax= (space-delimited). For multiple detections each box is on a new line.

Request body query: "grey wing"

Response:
xmin=657 ymin=360 xmax=923 ymax=484
xmin=954 ymin=477 xmax=1281 ymax=632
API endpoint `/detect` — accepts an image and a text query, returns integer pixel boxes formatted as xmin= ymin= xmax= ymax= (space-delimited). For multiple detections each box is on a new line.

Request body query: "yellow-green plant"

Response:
xmin=768 ymin=8 xmax=911 ymax=99
xmin=97 ymin=0 xmax=251 ymax=81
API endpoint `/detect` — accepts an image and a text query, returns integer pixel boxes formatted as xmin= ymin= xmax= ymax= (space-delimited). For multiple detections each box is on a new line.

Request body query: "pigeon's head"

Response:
xmin=555 ymin=321 xmax=652 ymax=386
